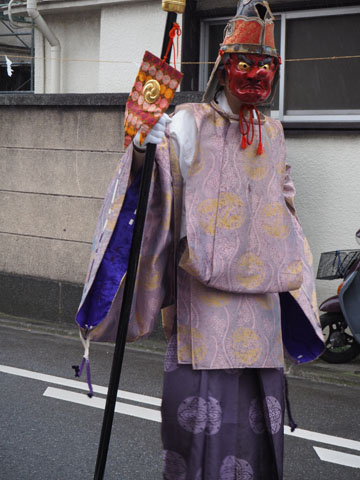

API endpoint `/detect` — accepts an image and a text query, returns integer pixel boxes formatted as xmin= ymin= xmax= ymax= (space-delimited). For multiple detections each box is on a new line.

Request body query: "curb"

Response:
xmin=1 ymin=315 xmax=360 ymax=388
xmin=285 ymin=358 xmax=360 ymax=388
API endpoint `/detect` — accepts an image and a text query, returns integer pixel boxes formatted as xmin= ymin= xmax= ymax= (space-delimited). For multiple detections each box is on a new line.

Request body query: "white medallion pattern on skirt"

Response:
xmin=265 ymin=395 xmax=282 ymax=434
xmin=162 ymin=450 xmax=187 ymax=480
xmin=177 ymin=396 xmax=222 ymax=435
xmin=219 ymin=456 xmax=254 ymax=480
xmin=248 ymin=395 xmax=282 ymax=435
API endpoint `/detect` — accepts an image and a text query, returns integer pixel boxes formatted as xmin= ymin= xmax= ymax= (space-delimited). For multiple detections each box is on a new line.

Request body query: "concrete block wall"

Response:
xmin=0 ymin=94 xmax=125 ymax=324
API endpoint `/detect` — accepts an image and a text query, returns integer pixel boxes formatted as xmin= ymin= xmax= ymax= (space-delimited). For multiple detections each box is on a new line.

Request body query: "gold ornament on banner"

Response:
xmin=143 ymin=79 xmax=161 ymax=103
xmin=162 ymin=0 xmax=186 ymax=14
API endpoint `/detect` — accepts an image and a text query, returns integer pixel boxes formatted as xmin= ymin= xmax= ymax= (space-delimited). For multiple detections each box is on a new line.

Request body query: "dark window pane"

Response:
xmin=208 ymin=23 xmax=227 ymax=78
xmin=0 ymin=63 xmax=32 ymax=92
xmin=272 ymin=18 xmax=281 ymax=109
xmin=285 ymin=14 xmax=360 ymax=111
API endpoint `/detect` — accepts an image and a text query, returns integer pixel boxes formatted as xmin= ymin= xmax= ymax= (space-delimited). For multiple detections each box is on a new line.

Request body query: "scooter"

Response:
xmin=316 ymin=229 xmax=360 ymax=363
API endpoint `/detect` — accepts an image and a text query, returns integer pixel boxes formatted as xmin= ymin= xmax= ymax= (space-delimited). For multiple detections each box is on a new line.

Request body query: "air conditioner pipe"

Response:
xmin=27 ymin=0 xmax=60 ymax=93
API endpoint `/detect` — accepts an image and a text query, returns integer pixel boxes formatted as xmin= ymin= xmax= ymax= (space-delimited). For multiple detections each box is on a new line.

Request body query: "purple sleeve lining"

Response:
xmin=76 ymin=171 xmax=141 ymax=330
xmin=280 ymin=292 xmax=324 ymax=363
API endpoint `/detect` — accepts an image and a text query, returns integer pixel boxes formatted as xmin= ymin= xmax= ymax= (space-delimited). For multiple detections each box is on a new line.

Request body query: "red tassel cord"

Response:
xmin=254 ymin=106 xmax=263 ymax=155
xmin=239 ymin=105 xmax=264 ymax=155
xmin=239 ymin=105 xmax=254 ymax=150
xmin=161 ymin=22 xmax=182 ymax=69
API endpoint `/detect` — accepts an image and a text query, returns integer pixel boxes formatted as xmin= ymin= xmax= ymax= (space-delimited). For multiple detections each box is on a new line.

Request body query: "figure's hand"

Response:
xmin=133 ymin=114 xmax=171 ymax=151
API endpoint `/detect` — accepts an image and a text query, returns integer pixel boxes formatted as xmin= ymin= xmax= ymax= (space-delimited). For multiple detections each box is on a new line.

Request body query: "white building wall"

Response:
xmin=98 ymin=2 xmax=171 ymax=92
xmin=286 ymin=134 xmax=360 ymax=304
xmin=35 ymin=9 xmax=101 ymax=93
xmin=33 ymin=0 xmax=182 ymax=94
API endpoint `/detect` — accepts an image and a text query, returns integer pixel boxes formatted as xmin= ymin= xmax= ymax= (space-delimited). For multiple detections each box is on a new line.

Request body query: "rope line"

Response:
xmin=1 ymin=53 xmax=360 ymax=65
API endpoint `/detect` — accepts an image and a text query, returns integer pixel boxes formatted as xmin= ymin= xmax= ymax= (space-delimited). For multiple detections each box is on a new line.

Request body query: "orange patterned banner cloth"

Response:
xmin=124 ymin=50 xmax=183 ymax=149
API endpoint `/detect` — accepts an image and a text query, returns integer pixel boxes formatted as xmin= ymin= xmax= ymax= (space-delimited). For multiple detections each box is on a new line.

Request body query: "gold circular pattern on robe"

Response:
xmin=261 ymin=202 xmax=291 ymax=239
xmin=142 ymin=269 xmax=161 ymax=290
xmin=237 ymin=252 xmax=265 ymax=290
xmin=197 ymin=192 xmax=245 ymax=236
xmin=199 ymin=289 xmax=232 ymax=308
xmin=143 ymin=79 xmax=161 ymax=104
xmin=177 ymin=325 xmax=208 ymax=364
xmin=304 ymin=237 xmax=313 ymax=266
xmin=179 ymin=244 xmax=201 ymax=278
xmin=254 ymin=294 xmax=274 ymax=310
xmin=188 ymin=158 xmax=204 ymax=177
xmin=243 ymin=147 xmax=269 ymax=180
xmin=162 ymin=192 xmax=172 ymax=230
xmin=312 ymin=289 xmax=320 ymax=322
xmin=264 ymin=122 xmax=279 ymax=140
xmin=137 ymin=256 xmax=161 ymax=291
xmin=276 ymin=162 xmax=286 ymax=176
xmin=290 ymin=288 xmax=301 ymax=300
xmin=229 ymin=327 xmax=262 ymax=365
xmin=284 ymin=260 xmax=303 ymax=290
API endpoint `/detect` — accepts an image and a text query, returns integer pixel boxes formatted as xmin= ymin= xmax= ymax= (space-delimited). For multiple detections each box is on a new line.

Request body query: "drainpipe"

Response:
xmin=27 ymin=0 xmax=61 ymax=93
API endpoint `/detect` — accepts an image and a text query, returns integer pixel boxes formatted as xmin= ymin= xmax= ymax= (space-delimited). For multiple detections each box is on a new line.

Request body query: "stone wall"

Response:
xmin=0 ymin=94 xmax=125 ymax=324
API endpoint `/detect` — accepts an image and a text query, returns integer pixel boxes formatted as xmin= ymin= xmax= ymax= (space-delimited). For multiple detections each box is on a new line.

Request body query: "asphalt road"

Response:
xmin=0 ymin=324 xmax=359 ymax=480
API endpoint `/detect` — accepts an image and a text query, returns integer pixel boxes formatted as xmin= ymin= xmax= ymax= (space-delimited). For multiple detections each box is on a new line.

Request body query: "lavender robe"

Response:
xmin=76 ymin=102 xmax=324 ymax=369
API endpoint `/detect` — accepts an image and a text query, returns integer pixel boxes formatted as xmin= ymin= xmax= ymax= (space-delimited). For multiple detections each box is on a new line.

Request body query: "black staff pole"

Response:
xmin=93 ymin=6 xmax=181 ymax=480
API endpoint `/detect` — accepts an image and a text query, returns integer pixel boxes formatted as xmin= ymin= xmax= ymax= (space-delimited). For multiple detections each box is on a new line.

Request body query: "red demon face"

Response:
xmin=224 ymin=53 xmax=277 ymax=105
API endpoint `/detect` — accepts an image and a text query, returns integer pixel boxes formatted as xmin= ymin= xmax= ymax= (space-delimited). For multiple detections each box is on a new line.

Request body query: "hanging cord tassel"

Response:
xmin=161 ymin=22 xmax=182 ymax=69
xmin=72 ymin=330 xmax=94 ymax=398
xmin=254 ymin=106 xmax=264 ymax=155
xmin=239 ymin=105 xmax=264 ymax=155
xmin=239 ymin=105 xmax=254 ymax=150
xmin=239 ymin=107 xmax=247 ymax=149
xmin=284 ymin=375 xmax=298 ymax=432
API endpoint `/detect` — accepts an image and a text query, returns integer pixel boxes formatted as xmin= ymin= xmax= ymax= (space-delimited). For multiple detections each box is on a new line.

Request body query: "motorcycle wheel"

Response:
xmin=320 ymin=313 xmax=360 ymax=363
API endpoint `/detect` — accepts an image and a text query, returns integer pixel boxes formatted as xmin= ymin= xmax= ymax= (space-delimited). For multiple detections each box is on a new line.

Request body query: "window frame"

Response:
xmin=199 ymin=5 xmax=360 ymax=124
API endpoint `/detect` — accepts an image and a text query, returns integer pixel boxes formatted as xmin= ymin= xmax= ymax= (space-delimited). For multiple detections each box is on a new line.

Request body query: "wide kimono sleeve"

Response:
xmin=75 ymin=139 xmax=177 ymax=344
xmin=277 ymin=123 xmax=325 ymax=364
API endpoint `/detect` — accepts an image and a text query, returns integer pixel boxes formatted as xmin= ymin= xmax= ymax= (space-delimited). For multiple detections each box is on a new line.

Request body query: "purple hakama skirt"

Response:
xmin=161 ymin=336 xmax=284 ymax=480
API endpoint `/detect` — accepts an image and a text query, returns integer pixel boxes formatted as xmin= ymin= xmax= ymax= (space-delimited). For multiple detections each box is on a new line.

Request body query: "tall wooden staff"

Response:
xmin=93 ymin=1 xmax=186 ymax=478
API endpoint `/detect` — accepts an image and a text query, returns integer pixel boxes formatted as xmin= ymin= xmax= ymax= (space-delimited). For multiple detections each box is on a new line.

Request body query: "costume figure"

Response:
xmin=76 ymin=1 xmax=324 ymax=478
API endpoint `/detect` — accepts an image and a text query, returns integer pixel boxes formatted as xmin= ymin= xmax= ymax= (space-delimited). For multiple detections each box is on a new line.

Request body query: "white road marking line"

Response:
xmin=0 ymin=364 xmax=161 ymax=407
xmin=43 ymin=387 xmax=161 ymax=423
xmin=314 ymin=447 xmax=360 ymax=469
xmin=284 ymin=426 xmax=360 ymax=452
xmin=3 ymin=364 xmax=360 ymax=455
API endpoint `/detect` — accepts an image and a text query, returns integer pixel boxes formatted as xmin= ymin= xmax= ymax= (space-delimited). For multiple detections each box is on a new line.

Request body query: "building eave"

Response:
xmin=7 ymin=0 xmax=153 ymax=16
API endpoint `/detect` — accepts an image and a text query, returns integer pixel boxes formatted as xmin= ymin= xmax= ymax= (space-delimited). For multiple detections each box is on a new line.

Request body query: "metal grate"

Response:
xmin=316 ymin=249 xmax=360 ymax=280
